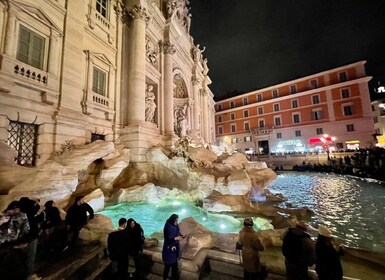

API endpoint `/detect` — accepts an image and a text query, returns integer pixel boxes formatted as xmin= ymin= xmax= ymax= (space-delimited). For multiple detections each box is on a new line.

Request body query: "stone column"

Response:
xmin=4 ymin=8 xmax=17 ymax=57
xmin=127 ymin=5 xmax=149 ymax=124
xmin=192 ymin=77 xmax=200 ymax=131
xmin=48 ymin=35 xmax=60 ymax=76
xmin=202 ymin=90 xmax=209 ymax=141
xmin=163 ymin=42 xmax=176 ymax=135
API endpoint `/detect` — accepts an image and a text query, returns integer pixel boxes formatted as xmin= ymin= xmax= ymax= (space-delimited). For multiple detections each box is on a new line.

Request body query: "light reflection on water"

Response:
xmin=267 ymin=172 xmax=385 ymax=253
xmin=99 ymin=197 xmax=272 ymax=237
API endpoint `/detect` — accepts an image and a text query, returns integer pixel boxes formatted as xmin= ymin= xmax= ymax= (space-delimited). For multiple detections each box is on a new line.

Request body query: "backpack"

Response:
xmin=282 ymin=228 xmax=305 ymax=262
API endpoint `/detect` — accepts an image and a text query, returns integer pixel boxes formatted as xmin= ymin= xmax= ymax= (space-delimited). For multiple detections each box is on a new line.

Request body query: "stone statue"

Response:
xmin=185 ymin=13 xmax=192 ymax=32
xmin=202 ymin=58 xmax=209 ymax=75
xmin=174 ymin=104 xmax=188 ymax=137
xmin=192 ymin=44 xmax=205 ymax=63
xmin=145 ymin=85 xmax=156 ymax=123
xmin=166 ymin=0 xmax=177 ymax=16
xmin=146 ymin=37 xmax=157 ymax=64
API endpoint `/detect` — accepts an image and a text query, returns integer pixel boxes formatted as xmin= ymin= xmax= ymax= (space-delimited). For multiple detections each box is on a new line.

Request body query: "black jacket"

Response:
xmin=65 ymin=203 xmax=94 ymax=228
xmin=107 ymin=229 xmax=129 ymax=261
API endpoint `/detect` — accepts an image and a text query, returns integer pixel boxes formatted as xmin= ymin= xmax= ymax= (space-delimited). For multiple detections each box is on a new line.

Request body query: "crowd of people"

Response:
xmin=0 ymin=195 xmax=94 ymax=280
xmin=292 ymin=148 xmax=385 ymax=181
xmin=236 ymin=219 xmax=343 ymax=280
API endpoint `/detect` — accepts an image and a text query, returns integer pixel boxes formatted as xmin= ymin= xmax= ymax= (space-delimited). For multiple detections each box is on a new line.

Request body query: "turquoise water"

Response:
xmin=267 ymin=172 xmax=385 ymax=253
xmin=99 ymin=197 xmax=272 ymax=236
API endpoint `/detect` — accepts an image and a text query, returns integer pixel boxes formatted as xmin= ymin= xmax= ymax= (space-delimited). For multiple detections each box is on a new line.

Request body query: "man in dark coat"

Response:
xmin=282 ymin=221 xmax=315 ymax=280
xmin=108 ymin=218 xmax=129 ymax=280
xmin=65 ymin=195 xmax=94 ymax=248
xmin=315 ymin=225 xmax=343 ymax=280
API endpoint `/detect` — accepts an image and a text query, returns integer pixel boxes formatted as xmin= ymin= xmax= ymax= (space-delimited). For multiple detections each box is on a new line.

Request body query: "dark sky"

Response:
xmin=189 ymin=0 xmax=385 ymax=101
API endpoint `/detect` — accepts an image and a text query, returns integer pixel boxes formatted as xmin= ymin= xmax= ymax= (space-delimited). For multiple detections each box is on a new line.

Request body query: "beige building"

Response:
xmin=0 ymin=0 xmax=215 ymax=166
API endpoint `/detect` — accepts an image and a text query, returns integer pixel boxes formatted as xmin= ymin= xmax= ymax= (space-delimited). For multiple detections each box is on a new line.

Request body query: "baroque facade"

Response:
xmin=0 ymin=0 xmax=215 ymax=165
xmin=215 ymin=61 xmax=374 ymax=154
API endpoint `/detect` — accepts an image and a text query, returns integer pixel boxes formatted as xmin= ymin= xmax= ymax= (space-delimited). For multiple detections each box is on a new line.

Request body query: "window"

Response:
xmin=272 ymin=89 xmax=279 ymax=98
xmin=17 ymin=26 xmax=45 ymax=70
xmin=258 ymin=119 xmax=264 ymax=127
xmin=290 ymin=85 xmax=297 ymax=94
xmin=244 ymin=136 xmax=251 ymax=142
xmin=257 ymin=94 xmax=263 ymax=102
xmin=310 ymin=79 xmax=318 ymax=89
xmin=295 ymin=130 xmax=301 ymax=137
xmin=243 ymin=110 xmax=249 ymax=118
xmin=343 ymin=105 xmax=353 ymax=116
xmin=92 ymin=67 xmax=107 ymax=95
xmin=312 ymin=95 xmax=320 ymax=104
xmin=338 ymin=71 xmax=347 ymax=82
xmin=312 ymin=109 xmax=323 ymax=120
xmin=243 ymin=98 xmax=248 ymax=105
xmin=346 ymin=124 xmax=355 ymax=132
xmin=258 ymin=107 xmax=263 ymax=115
xmin=218 ymin=116 xmax=223 ymax=122
xmin=230 ymin=113 xmax=235 ymax=120
xmin=218 ymin=126 xmax=223 ymax=134
xmin=293 ymin=114 xmax=300 ymax=123
xmin=277 ymin=132 xmax=282 ymax=139
xmin=231 ymin=124 xmax=236 ymax=132
xmin=217 ymin=104 xmax=222 ymax=111
xmin=91 ymin=133 xmax=105 ymax=142
xmin=96 ymin=0 xmax=109 ymax=18
xmin=273 ymin=103 xmax=280 ymax=112
xmin=341 ymin=89 xmax=350 ymax=99
xmin=230 ymin=101 xmax=235 ymax=108
xmin=374 ymin=116 xmax=378 ymax=123
xmin=231 ymin=138 xmax=238 ymax=144
xmin=291 ymin=99 xmax=298 ymax=108
xmin=274 ymin=117 xmax=281 ymax=126
xmin=316 ymin=128 xmax=323 ymax=135
xmin=244 ymin=122 xmax=250 ymax=131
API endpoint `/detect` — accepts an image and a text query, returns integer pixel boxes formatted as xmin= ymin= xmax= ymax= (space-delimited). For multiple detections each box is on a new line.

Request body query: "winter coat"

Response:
xmin=162 ymin=216 xmax=181 ymax=264
xmin=107 ymin=229 xmax=129 ymax=261
xmin=125 ymin=218 xmax=145 ymax=255
xmin=65 ymin=202 xmax=94 ymax=229
xmin=315 ymin=236 xmax=343 ymax=280
xmin=39 ymin=206 xmax=62 ymax=230
xmin=238 ymin=226 xmax=264 ymax=273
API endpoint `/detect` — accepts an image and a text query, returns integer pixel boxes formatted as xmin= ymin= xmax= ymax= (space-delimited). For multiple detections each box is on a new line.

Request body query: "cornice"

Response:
xmin=42 ymin=0 xmax=66 ymax=15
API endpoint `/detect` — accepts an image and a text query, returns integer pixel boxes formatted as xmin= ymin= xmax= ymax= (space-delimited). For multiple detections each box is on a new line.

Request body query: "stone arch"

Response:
xmin=173 ymin=73 xmax=188 ymax=98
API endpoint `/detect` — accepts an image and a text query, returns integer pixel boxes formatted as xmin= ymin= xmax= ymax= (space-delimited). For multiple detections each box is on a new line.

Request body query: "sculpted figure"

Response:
xmin=174 ymin=105 xmax=188 ymax=137
xmin=145 ymin=85 xmax=156 ymax=123
xmin=166 ymin=0 xmax=177 ymax=16
xmin=202 ymin=58 xmax=209 ymax=75
xmin=146 ymin=39 xmax=157 ymax=64
xmin=192 ymin=44 xmax=205 ymax=62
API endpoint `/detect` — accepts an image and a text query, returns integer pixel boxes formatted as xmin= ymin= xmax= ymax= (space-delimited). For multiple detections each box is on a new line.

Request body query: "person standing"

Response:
xmin=0 ymin=201 xmax=30 ymax=280
xmin=162 ymin=214 xmax=186 ymax=280
xmin=238 ymin=218 xmax=265 ymax=279
xmin=126 ymin=218 xmax=145 ymax=279
xmin=315 ymin=226 xmax=343 ymax=280
xmin=282 ymin=221 xmax=315 ymax=280
xmin=65 ymin=195 xmax=94 ymax=248
xmin=108 ymin=218 xmax=130 ymax=280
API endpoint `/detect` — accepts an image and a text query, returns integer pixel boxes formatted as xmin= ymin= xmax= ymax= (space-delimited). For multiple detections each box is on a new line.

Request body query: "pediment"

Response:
xmin=84 ymin=50 xmax=116 ymax=69
xmin=13 ymin=1 xmax=63 ymax=35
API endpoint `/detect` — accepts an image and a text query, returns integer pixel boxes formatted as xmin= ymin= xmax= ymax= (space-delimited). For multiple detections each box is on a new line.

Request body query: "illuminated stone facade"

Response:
xmin=0 ymin=0 xmax=215 ymax=165
xmin=215 ymin=61 xmax=374 ymax=154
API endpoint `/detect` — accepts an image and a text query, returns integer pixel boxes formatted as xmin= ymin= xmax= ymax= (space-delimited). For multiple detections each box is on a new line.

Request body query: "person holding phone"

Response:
xmin=162 ymin=214 xmax=186 ymax=280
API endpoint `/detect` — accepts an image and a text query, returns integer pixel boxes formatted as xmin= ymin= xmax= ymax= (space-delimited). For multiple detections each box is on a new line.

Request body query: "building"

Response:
xmin=215 ymin=61 xmax=375 ymax=154
xmin=0 ymin=0 xmax=215 ymax=166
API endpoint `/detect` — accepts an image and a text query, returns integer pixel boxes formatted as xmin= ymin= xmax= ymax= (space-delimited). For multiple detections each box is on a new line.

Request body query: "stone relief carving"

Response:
xmin=174 ymin=104 xmax=188 ymax=137
xmin=202 ymin=58 xmax=209 ymax=75
xmin=145 ymin=36 xmax=158 ymax=64
xmin=165 ymin=0 xmax=191 ymax=33
xmin=145 ymin=84 xmax=157 ymax=123
xmin=162 ymin=41 xmax=176 ymax=55
xmin=128 ymin=5 xmax=150 ymax=24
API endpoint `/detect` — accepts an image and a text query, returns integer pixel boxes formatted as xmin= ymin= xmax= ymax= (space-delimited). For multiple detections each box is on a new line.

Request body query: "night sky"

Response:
xmin=189 ymin=0 xmax=385 ymax=101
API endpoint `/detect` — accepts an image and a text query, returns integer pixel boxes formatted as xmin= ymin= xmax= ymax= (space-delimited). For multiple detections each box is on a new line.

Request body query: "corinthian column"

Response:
xmin=192 ymin=77 xmax=200 ymax=131
xmin=202 ymin=89 xmax=209 ymax=141
xmin=126 ymin=5 xmax=149 ymax=124
xmin=163 ymin=42 xmax=176 ymax=135
xmin=4 ymin=8 xmax=17 ymax=57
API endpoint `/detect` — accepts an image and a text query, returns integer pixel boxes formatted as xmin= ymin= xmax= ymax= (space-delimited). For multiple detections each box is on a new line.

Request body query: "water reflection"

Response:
xmin=267 ymin=172 xmax=385 ymax=253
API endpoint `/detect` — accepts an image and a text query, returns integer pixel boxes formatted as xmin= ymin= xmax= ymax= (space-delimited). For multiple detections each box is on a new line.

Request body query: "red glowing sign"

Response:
xmin=308 ymin=136 xmax=333 ymax=145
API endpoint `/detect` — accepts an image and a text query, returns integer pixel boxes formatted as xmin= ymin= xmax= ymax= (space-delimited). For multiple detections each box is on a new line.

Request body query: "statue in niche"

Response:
xmin=202 ymin=58 xmax=209 ymax=75
xmin=192 ymin=44 xmax=205 ymax=63
xmin=145 ymin=85 xmax=157 ymax=123
xmin=174 ymin=104 xmax=188 ymax=137
xmin=145 ymin=37 xmax=157 ymax=64
xmin=166 ymin=0 xmax=177 ymax=16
